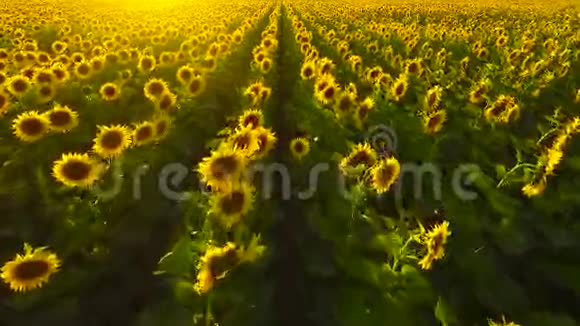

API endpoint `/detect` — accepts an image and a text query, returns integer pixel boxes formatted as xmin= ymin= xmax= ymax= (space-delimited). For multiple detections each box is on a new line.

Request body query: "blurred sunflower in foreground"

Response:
xmin=1 ymin=244 xmax=61 ymax=292
xmin=488 ymin=316 xmax=521 ymax=326
xmin=194 ymin=236 xmax=265 ymax=294
xmin=418 ymin=221 xmax=451 ymax=270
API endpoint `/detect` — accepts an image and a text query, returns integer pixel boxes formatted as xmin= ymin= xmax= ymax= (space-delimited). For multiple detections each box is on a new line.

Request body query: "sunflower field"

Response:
xmin=0 ymin=0 xmax=579 ymax=325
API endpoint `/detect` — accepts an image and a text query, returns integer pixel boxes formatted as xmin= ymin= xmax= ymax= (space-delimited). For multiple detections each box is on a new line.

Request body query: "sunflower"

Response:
xmin=92 ymin=125 xmax=132 ymax=158
xmin=258 ymin=87 xmax=271 ymax=105
xmin=7 ymin=75 xmax=30 ymax=97
xmin=423 ymin=109 xmax=447 ymax=135
xmin=202 ymin=56 xmax=217 ymax=72
xmin=290 ymin=137 xmax=310 ymax=160
xmin=418 ymin=220 xmax=451 ymax=270
xmin=391 ymin=74 xmax=408 ymax=101
xmin=228 ymin=125 xmax=260 ymax=156
xmin=45 ymin=104 xmax=79 ymax=133
xmin=198 ymin=148 xmax=246 ymax=191
xmin=51 ymin=64 xmax=70 ymax=83
xmin=90 ymin=56 xmax=105 ymax=73
xmin=0 ymin=90 xmax=10 ymax=115
xmin=365 ymin=66 xmax=383 ymax=84
xmin=153 ymin=114 xmax=172 ymax=140
xmin=138 ymin=54 xmax=156 ymax=73
xmin=300 ymin=60 xmax=316 ymax=80
xmin=488 ymin=316 xmax=521 ymax=326
xmin=252 ymin=127 xmax=277 ymax=159
xmin=99 ymin=82 xmax=121 ymax=101
xmin=352 ymin=96 xmax=374 ymax=126
xmin=186 ymin=75 xmax=206 ymax=98
xmin=367 ymin=157 xmax=400 ymax=193
xmin=12 ymin=111 xmax=50 ymax=142
xmin=244 ymin=81 xmax=264 ymax=101
xmin=1 ymin=244 xmax=60 ymax=292
xmin=521 ymin=176 xmax=547 ymax=197
xmin=259 ymin=57 xmax=272 ymax=74
xmin=424 ymin=86 xmax=443 ymax=111
xmin=314 ymin=74 xmax=334 ymax=95
xmin=33 ymin=69 xmax=56 ymax=85
xmin=132 ymin=121 xmax=156 ymax=146
xmin=194 ymin=242 xmax=239 ymax=294
xmin=176 ymin=65 xmax=194 ymax=85
xmin=334 ymin=91 xmax=356 ymax=116
xmin=36 ymin=83 xmax=56 ymax=104
xmin=339 ymin=143 xmax=377 ymax=176
xmin=237 ymin=234 xmax=266 ymax=264
xmin=52 ymin=152 xmax=102 ymax=188
xmin=404 ymin=59 xmax=423 ymax=75
xmin=210 ymin=182 xmax=255 ymax=228
xmin=239 ymin=108 xmax=263 ymax=129
xmin=74 ymin=61 xmax=92 ymax=80
xmin=317 ymin=57 xmax=335 ymax=75
xmin=156 ymin=91 xmax=177 ymax=112
xmin=143 ymin=78 xmax=169 ymax=102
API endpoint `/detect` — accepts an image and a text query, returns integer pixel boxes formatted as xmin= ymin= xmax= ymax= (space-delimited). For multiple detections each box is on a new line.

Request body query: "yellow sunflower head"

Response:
xmin=391 ymin=74 xmax=408 ymax=101
xmin=423 ymin=109 xmax=447 ymax=135
xmin=186 ymin=75 xmax=206 ymax=98
xmin=0 ymin=90 xmax=10 ymax=115
xmin=99 ymin=82 xmax=121 ymax=101
xmin=300 ymin=60 xmax=317 ymax=80
xmin=92 ymin=125 xmax=132 ymax=159
xmin=36 ymin=83 xmax=57 ymax=104
xmin=521 ymin=176 xmax=547 ymax=198
xmin=488 ymin=315 xmax=521 ymax=326
xmin=259 ymin=57 xmax=272 ymax=74
xmin=52 ymin=152 xmax=102 ymax=188
xmin=138 ymin=54 xmax=156 ymax=73
xmin=156 ymin=91 xmax=178 ymax=112
xmin=367 ymin=157 xmax=401 ymax=193
xmin=132 ymin=121 xmax=156 ymax=147
xmin=239 ymin=108 xmax=264 ymax=129
xmin=176 ymin=65 xmax=194 ymax=85
xmin=143 ymin=78 xmax=169 ymax=102
xmin=1 ymin=244 xmax=60 ymax=293
xmin=334 ymin=91 xmax=355 ymax=116
xmin=252 ymin=127 xmax=277 ymax=159
xmin=51 ymin=63 xmax=70 ymax=83
xmin=12 ymin=111 xmax=50 ymax=142
xmin=339 ymin=142 xmax=377 ymax=176
xmin=197 ymin=148 xmax=246 ymax=192
xmin=194 ymin=242 xmax=239 ymax=294
xmin=153 ymin=114 xmax=172 ymax=140
xmin=228 ymin=125 xmax=260 ymax=156
xmin=210 ymin=182 xmax=255 ymax=228
xmin=290 ymin=137 xmax=310 ymax=161
xmin=33 ymin=69 xmax=56 ymax=85
xmin=45 ymin=104 xmax=79 ymax=133
xmin=74 ymin=61 xmax=92 ymax=80
xmin=424 ymin=85 xmax=443 ymax=111
xmin=7 ymin=75 xmax=31 ymax=97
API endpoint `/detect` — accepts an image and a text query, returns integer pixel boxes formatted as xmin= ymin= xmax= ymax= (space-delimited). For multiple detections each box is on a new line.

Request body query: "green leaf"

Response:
xmin=495 ymin=164 xmax=507 ymax=179
xmin=338 ymin=254 xmax=381 ymax=286
xmin=157 ymin=237 xmax=195 ymax=277
xmin=370 ymin=233 xmax=402 ymax=257
xmin=435 ymin=296 xmax=459 ymax=326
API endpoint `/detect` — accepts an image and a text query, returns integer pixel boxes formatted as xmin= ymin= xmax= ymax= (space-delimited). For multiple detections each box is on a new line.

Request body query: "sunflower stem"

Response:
xmin=496 ymin=163 xmax=536 ymax=188
xmin=392 ymin=236 xmax=414 ymax=272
